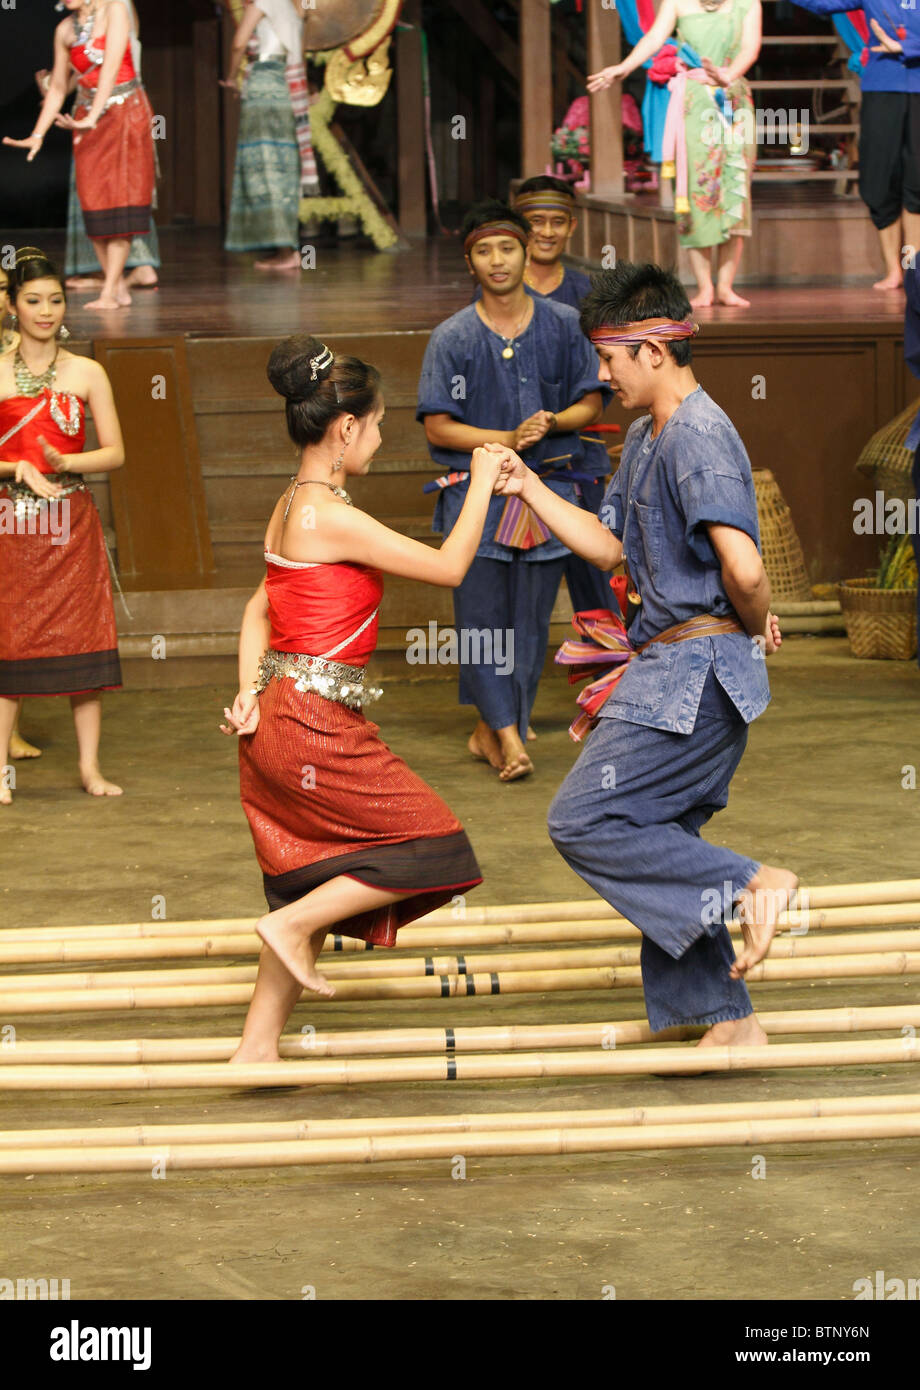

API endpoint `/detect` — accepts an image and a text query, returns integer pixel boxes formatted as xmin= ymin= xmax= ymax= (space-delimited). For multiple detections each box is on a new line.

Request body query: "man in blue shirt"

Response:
xmin=795 ymin=0 xmax=920 ymax=289
xmin=418 ymin=200 xmax=611 ymax=781
xmin=494 ymin=262 xmax=797 ymax=1046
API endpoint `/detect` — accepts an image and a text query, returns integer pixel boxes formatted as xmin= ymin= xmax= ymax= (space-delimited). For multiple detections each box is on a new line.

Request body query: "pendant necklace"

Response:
xmin=479 ymin=301 xmax=531 ymax=359
xmin=283 ymin=477 xmax=352 ymax=523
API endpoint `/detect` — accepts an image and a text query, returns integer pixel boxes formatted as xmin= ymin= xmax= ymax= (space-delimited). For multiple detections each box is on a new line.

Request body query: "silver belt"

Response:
xmin=2 ymin=474 xmax=86 ymax=522
xmin=77 ymin=77 xmax=141 ymax=113
xmin=253 ymin=649 xmax=382 ymax=710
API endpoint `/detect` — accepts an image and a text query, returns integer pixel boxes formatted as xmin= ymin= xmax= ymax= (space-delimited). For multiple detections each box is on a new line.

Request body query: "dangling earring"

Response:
xmin=9 ymin=313 xmax=17 ymax=329
xmin=332 ymin=448 xmax=345 ymax=472
xmin=58 ymin=324 xmax=71 ymax=342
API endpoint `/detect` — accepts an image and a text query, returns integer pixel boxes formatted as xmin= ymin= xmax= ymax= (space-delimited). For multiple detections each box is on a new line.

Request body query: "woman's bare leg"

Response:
xmin=687 ymin=247 xmax=714 ymax=307
xmin=9 ymin=701 xmax=41 ymax=759
xmin=0 ymin=696 xmax=18 ymax=805
xmin=70 ymin=692 xmax=122 ymax=796
xmin=86 ymin=238 xmax=132 ymax=309
xmin=231 ymin=877 xmax=417 ymax=1063
xmin=715 ymin=235 xmax=750 ymax=307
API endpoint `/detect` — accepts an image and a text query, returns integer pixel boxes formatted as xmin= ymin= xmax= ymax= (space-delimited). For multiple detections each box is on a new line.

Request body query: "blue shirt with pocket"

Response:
xmin=417 ymin=296 xmax=611 ymax=563
xmin=598 ymin=385 xmax=770 ymax=733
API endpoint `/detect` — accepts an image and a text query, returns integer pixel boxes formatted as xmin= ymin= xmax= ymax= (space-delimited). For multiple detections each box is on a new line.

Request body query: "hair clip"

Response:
xmin=309 ymin=344 xmax=334 ymax=380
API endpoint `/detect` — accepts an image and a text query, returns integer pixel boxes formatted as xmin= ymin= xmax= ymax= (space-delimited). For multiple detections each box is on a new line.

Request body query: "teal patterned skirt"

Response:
xmin=65 ymin=159 xmax=160 ymax=276
xmin=225 ymin=60 xmax=300 ymax=253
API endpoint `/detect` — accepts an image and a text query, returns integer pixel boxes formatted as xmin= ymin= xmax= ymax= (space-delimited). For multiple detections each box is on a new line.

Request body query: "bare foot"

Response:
xmin=690 ymin=286 xmax=714 ymax=307
xmin=81 ymin=767 xmax=123 ymax=796
xmin=715 ymin=286 xmax=750 ymax=308
xmin=127 ymin=267 xmax=158 ymax=288
xmin=84 ymin=295 xmax=126 ymax=310
xmin=468 ymin=721 xmax=503 ymax=769
xmin=697 ymin=1013 xmax=768 ymax=1048
xmin=0 ymin=786 xmax=12 ymax=806
xmin=873 ymin=271 xmax=904 ymax=290
xmin=66 ymin=275 xmax=103 ymax=290
xmin=255 ymin=911 xmax=336 ymax=996
xmin=526 ymin=725 xmax=537 ymax=742
xmin=730 ymin=866 xmax=799 ymax=979
xmin=228 ymin=1044 xmax=282 ymax=1065
xmin=9 ymin=733 xmax=41 ymax=759
xmin=254 ymin=251 xmax=301 ymax=272
xmin=497 ymin=728 xmax=534 ymax=782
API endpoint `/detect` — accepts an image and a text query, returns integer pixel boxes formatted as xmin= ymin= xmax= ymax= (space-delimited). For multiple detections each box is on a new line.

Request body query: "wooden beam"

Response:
xmin=586 ymin=0 xmax=623 ymax=198
xmin=396 ymin=0 xmax=427 ymax=236
xmin=520 ymin=0 xmax=553 ymax=176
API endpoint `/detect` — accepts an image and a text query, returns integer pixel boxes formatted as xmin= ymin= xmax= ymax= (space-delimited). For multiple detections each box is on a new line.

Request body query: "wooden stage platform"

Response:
xmin=10 ymin=229 xmax=916 ymax=685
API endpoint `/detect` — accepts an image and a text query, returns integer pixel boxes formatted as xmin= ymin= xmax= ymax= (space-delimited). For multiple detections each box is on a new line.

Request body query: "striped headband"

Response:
xmin=514 ymin=190 xmax=575 ymax=215
xmin=590 ymin=317 xmax=700 ymax=346
xmin=463 ymin=221 xmax=530 ymax=256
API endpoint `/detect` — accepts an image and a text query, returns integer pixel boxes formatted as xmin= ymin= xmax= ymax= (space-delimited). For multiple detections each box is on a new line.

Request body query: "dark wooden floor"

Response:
xmin=11 ymin=227 xmax=908 ymax=341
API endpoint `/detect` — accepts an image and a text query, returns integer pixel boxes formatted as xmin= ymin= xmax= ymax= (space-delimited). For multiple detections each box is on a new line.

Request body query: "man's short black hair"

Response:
xmin=579 ymin=262 xmax=694 ymax=365
xmin=516 ymin=175 xmax=576 ymax=204
xmin=461 ymin=199 xmax=531 ymax=244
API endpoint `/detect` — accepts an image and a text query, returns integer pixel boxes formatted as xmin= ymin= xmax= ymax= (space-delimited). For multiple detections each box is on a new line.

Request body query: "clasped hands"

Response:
xmin=469 ymin=441 xmax=529 ymax=497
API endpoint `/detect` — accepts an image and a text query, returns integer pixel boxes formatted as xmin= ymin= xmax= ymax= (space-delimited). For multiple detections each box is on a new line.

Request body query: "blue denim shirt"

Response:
xmin=597 ymin=386 xmax=770 ymax=733
xmin=417 ymin=297 xmax=611 ymax=563
xmin=473 ymin=267 xmax=593 ymax=310
xmin=794 ymin=0 xmax=920 ymax=92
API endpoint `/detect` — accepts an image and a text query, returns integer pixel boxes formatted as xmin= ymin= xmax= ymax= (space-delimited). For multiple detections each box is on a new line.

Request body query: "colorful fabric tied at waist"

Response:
xmin=660 ymin=44 xmax=733 ymax=216
xmin=423 ymin=461 xmax=604 ymax=551
xmin=555 ymin=608 xmax=744 ymax=741
xmin=253 ymin=648 xmax=383 ymax=710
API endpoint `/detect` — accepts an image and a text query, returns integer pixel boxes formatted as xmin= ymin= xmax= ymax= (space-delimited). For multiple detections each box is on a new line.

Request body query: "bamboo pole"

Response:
xmin=4 ymin=1003 xmax=919 ymax=1067
xmin=4 ymin=951 xmax=920 ymax=1015
xmin=5 ymin=878 xmax=920 ymax=944
xmin=3 ymin=898 xmax=920 ymax=962
xmin=2 ymin=1110 xmax=920 ymax=1173
xmin=0 ymin=1036 xmax=917 ymax=1091
xmin=6 ymin=926 xmax=920 ymax=990
xmin=1 ymin=1090 xmax=918 ymax=1151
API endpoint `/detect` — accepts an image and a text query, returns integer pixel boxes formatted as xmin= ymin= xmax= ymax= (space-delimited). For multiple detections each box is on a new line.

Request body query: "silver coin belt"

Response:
xmin=253 ymin=649 xmax=383 ymax=711
xmin=76 ymin=77 xmax=141 ymax=114
xmin=4 ymin=474 xmax=87 ymax=523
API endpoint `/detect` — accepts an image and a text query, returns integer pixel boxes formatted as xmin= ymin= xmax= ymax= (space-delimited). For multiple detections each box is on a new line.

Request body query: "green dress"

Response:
xmin=674 ymin=0 xmax=755 ymax=249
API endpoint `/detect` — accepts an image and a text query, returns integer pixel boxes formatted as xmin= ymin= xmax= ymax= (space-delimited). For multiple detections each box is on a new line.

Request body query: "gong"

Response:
xmin=299 ymin=0 xmax=401 ymax=56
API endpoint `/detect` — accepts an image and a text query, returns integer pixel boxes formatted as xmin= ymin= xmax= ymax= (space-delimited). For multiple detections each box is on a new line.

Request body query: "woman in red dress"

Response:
xmin=220 ymin=334 xmax=504 ymax=1064
xmin=0 ymin=249 xmax=126 ymax=804
xmin=4 ymin=1 xmax=155 ymax=311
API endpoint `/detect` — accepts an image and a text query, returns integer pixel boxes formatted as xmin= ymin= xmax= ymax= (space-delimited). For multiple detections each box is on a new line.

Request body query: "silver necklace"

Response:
xmin=699 ymin=0 xmax=729 ymax=11
xmin=479 ymin=300 xmax=532 ymax=360
xmin=14 ymin=348 xmax=57 ymax=398
xmin=283 ymin=477 xmax=352 ymax=522
xmin=73 ymin=3 xmax=99 ymax=48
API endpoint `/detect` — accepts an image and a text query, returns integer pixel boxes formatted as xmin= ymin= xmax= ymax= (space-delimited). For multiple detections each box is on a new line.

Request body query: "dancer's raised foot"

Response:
xmin=255 ymin=909 xmax=337 ymax=997
xmin=730 ymin=865 xmax=798 ymax=979
xmin=80 ymin=765 xmax=123 ymax=796
xmin=715 ymin=286 xmax=750 ymax=308
xmin=468 ymin=720 xmax=503 ymax=769
xmin=697 ymin=1012 xmax=768 ymax=1048
xmin=10 ymin=732 xmax=41 ymax=758
xmin=690 ymin=286 xmax=714 ymax=308
xmin=127 ymin=267 xmax=158 ymax=288
xmin=873 ymin=270 xmax=904 ymax=290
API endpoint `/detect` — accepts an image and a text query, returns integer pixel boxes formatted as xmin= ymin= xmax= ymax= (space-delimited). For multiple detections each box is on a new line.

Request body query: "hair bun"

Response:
xmin=15 ymin=246 xmax=48 ymax=267
xmin=267 ymin=335 xmax=334 ymax=403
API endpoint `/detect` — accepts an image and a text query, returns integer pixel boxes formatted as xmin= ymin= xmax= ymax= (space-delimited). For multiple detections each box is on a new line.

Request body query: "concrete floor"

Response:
xmin=1 ymin=637 xmax=918 ymax=1301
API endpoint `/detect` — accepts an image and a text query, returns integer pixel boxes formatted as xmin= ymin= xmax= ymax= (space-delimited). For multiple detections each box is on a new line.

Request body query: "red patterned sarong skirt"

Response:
xmin=73 ymin=86 xmax=155 ymax=240
xmin=239 ymin=679 xmax=482 ymax=945
xmin=0 ymin=487 xmax=122 ymax=697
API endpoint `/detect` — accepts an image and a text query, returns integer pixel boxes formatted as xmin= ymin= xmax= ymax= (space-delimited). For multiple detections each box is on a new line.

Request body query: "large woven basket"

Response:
xmin=753 ymin=469 xmax=812 ymax=602
xmin=855 ymin=398 xmax=920 ymax=502
xmin=837 ymin=578 xmax=918 ymax=660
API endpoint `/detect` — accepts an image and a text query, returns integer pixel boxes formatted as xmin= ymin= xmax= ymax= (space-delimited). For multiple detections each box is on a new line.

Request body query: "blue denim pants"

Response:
xmin=912 ymin=445 xmax=920 ymax=669
xmin=547 ymin=669 xmax=759 ymax=1031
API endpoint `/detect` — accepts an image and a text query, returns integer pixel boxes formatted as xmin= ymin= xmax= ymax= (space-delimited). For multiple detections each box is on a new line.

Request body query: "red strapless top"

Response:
xmin=71 ymin=38 xmax=137 ymax=88
xmin=0 ymin=391 xmax=86 ymax=472
xmin=266 ymin=556 xmax=384 ymax=667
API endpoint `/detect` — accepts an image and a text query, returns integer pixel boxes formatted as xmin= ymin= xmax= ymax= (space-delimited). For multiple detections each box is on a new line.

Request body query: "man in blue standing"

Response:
xmin=417 ymin=199 xmax=611 ymax=782
xmin=495 ymin=262 xmax=797 ymax=1044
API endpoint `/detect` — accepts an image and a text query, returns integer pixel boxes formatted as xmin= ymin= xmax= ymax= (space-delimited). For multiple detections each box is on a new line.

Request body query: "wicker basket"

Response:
xmin=855 ymin=398 xmax=920 ymax=503
xmin=753 ymin=469 xmax=812 ymax=602
xmin=837 ymin=578 xmax=918 ymax=660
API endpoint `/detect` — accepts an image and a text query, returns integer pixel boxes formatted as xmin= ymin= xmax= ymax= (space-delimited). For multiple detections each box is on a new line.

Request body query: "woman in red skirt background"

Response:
xmin=4 ymin=1 xmax=155 ymax=311
xmin=220 ymin=334 xmax=504 ymax=1064
xmin=0 ymin=249 xmax=125 ymax=804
